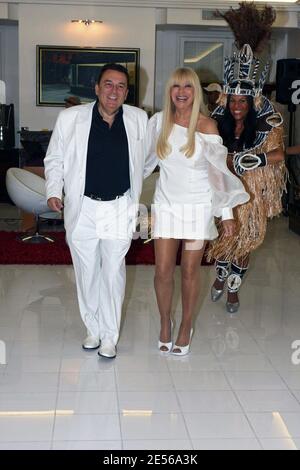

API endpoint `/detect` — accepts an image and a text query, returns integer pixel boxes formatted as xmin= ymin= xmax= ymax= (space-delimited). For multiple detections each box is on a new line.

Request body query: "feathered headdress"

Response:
xmin=217 ymin=2 xmax=276 ymax=106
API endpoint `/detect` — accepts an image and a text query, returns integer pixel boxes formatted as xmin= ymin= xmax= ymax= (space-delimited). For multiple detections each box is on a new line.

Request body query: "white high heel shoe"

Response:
xmin=158 ymin=320 xmax=174 ymax=353
xmin=172 ymin=328 xmax=193 ymax=356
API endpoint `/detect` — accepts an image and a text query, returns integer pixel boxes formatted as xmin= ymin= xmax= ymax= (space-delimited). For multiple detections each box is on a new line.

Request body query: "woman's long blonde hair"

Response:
xmin=156 ymin=67 xmax=205 ymax=159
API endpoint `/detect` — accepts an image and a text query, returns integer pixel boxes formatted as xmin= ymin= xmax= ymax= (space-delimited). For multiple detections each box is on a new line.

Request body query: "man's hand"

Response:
xmin=47 ymin=197 xmax=63 ymax=212
xmin=221 ymin=219 xmax=236 ymax=237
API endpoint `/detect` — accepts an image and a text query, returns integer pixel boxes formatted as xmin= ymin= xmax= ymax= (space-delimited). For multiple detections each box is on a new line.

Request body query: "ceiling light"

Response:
xmin=0 ymin=410 xmax=74 ymax=416
xmin=71 ymin=19 xmax=103 ymax=26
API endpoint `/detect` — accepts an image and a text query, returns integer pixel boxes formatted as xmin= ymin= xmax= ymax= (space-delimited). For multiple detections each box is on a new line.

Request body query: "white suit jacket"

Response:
xmin=44 ymin=102 xmax=148 ymax=234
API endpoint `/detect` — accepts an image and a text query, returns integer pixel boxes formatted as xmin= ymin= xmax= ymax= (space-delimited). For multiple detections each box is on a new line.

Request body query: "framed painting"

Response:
xmin=36 ymin=45 xmax=140 ymax=107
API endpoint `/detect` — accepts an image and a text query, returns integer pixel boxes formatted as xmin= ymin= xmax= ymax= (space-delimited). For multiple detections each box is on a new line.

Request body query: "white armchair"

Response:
xmin=5 ymin=167 xmax=61 ymax=243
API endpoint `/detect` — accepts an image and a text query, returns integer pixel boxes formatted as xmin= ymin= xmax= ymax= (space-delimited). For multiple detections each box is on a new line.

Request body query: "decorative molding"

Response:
xmin=2 ymin=0 xmax=300 ymax=11
xmin=202 ymin=9 xmax=226 ymax=20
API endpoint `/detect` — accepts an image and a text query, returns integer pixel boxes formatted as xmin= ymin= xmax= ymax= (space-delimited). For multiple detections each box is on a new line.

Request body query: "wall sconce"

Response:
xmin=71 ymin=19 xmax=103 ymax=26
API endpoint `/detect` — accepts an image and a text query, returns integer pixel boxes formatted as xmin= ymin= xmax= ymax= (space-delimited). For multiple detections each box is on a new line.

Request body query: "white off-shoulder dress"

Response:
xmin=144 ymin=112 xmax=249 ymax=240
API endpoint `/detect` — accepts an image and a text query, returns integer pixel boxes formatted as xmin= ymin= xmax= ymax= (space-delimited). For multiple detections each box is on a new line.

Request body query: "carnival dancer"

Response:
xmin=208 ymin=3 xmax=286 ymax=313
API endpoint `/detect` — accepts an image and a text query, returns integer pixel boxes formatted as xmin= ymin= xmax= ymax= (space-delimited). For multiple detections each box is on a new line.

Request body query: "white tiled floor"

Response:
xmin=0 ymin=216 xmax=300 ymax=450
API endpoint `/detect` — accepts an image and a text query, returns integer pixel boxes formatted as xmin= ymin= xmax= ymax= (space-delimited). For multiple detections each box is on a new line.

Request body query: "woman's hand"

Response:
xmin=221 ymin=219 xmax=236 ymax=237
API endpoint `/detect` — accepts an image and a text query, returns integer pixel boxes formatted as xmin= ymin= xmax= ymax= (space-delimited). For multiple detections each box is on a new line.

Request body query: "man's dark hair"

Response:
xmin=97 ymin=63 xmax=129 ymax=86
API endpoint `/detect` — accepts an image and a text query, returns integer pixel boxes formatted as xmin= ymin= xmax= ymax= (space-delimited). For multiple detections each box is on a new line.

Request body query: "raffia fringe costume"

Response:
xmin=208 ymin=124 xmax=286 ymax=263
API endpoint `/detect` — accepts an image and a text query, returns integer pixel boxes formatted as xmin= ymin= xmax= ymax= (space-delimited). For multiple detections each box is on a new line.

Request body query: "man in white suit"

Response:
xmin=44 ymin=64 xmax=148 ymax=358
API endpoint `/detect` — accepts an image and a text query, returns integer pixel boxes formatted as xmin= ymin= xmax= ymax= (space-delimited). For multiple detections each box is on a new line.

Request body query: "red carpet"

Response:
xmin=0 ymin=231 xmax=213 ymax=265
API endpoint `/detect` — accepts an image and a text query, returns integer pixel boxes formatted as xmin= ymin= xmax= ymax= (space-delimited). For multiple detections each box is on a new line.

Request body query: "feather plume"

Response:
xmin=217 ymin=2 xmax=276 ymax=54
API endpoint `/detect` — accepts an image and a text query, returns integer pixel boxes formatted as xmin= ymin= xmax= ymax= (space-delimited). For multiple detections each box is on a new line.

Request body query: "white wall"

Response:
xmin=1 ymin=2 xmax=299 ymax=136
xmin=0 ymin=23 xmax=19 ymax=143
xmin=18 ymin=3 xmax=156 ymax=130
xmin=155 ymin=26 xmax=290 ymax=111
xmin=0 ymin=4 xmax=8 ymax=19
xmin=155 ymin=27 xmax=234 ymax=111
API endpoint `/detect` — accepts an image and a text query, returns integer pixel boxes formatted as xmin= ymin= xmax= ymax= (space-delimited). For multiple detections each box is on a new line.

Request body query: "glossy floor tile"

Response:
xmin=0 ymin=217 xmax=300 ymax=450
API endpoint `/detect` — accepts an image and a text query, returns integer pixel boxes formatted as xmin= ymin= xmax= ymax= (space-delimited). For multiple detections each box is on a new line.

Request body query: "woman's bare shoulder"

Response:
xmin=197 ymin=115 xmax=219 ymax=135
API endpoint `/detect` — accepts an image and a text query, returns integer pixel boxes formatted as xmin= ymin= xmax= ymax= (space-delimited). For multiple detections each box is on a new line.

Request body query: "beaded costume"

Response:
xmin=207 ymin=3 xmax=286 ymax=263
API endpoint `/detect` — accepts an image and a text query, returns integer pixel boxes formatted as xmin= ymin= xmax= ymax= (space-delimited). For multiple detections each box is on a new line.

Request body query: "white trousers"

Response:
xmin=67 ymin=195 xmax=132 ymax=345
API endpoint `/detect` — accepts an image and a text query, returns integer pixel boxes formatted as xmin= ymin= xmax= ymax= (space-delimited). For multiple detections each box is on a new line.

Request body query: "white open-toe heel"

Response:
xmin=158 ymin=320 xmax=174 ymax=353
xmin=172 ymin=328 xmax=193 ymax=356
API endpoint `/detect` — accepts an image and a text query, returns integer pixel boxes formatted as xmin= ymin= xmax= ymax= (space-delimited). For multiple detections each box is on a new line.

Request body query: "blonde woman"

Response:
xmin=144 ymin=67 xmax=249 ymax=355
